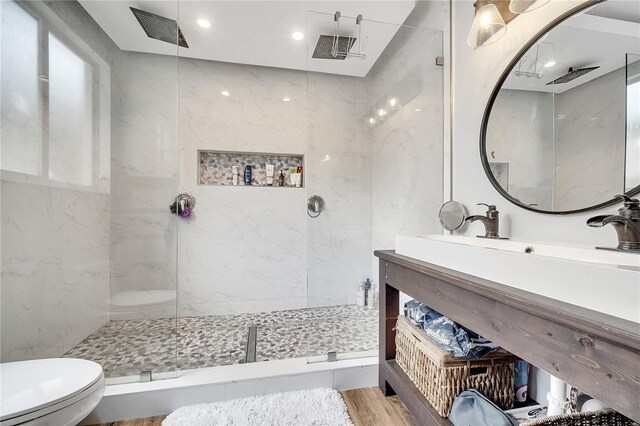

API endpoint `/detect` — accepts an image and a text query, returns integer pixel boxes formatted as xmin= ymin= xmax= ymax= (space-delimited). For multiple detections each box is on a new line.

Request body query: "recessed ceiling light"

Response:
xmin=544 ymin=61 xmax=556 ymax=68
xmin=197 ymin=19 xmax=211 ymax=29
xmin=292 ymin=32 xmax=304 ymax=41
xmin=389 ymin=98 xmax=398 ymax=107
xmin=282 ymin=96 xmax=291 ymax=102
xmin=377 ymin=109 xmax=386 ymax=117
xmin=414 ymin=108 xmax=422 ymax=112
xmin=221 ymin=90 xmax=230 ymax=97
xmin=369 ymin=117 xmax=376 ymax=124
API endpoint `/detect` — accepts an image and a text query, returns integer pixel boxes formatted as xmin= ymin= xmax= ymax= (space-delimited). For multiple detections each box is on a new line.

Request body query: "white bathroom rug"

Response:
xmin=161 ymin=387 xmax=354 ymax=426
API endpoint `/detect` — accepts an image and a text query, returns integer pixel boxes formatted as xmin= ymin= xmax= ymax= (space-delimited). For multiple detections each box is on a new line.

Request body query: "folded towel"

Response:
xmin=404 ymin=299 xmax=499 ymax=359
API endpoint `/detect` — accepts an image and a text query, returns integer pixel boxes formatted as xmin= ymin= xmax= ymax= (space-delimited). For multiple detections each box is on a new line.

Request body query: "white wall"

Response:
xmin=452 ymin=0 xmax=621 ymax=247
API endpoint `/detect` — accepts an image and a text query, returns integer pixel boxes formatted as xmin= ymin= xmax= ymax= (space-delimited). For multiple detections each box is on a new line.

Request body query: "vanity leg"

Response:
xmin=379 ymin=259 xmax=399 ymax=396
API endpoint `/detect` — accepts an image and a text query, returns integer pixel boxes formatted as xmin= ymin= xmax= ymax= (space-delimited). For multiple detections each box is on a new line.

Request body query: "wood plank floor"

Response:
xmin=91 ymin=387 xmax=414 ymax=426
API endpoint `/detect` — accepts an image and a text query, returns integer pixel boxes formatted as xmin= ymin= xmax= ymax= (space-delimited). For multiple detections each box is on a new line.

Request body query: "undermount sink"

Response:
xmin=396 ymin=235 xmax=640 ymax=324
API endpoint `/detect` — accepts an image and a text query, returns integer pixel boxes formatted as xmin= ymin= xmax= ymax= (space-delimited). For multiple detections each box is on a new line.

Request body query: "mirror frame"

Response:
xmin=479 ymin=0 xmax=640 ymax=215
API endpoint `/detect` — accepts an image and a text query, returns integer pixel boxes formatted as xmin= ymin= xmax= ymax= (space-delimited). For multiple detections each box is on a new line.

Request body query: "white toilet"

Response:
xmin=0 ymin=358 xmax=104 ymax=426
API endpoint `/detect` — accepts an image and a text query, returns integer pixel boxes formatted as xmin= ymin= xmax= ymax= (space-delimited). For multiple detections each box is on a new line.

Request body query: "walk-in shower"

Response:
xmin=1 ymin=0 xmax=445 ymax=385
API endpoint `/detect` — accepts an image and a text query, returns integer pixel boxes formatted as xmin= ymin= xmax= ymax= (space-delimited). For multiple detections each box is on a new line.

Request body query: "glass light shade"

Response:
xmin=467 ymin=3 xmax=507 ymax=47
xmin=509 ymin=0 xmax=551 ymax=14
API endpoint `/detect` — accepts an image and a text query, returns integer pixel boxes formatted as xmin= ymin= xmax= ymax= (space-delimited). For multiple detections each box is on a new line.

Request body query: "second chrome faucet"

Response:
xmin=587 ymin=195 xmax=640 ymax=252
xmin=465 ymin=203 xmax=508 ymax=239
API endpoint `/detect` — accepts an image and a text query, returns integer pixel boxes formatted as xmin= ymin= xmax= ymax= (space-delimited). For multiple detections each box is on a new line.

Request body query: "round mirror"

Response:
xmin=481 ymin=0 xmax=640 ymax=214
xmin=439 ymin=201 xmax=468 ymax=231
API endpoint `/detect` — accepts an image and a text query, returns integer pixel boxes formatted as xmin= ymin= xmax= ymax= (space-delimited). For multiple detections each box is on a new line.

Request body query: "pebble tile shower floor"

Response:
xmin=64 ymin=305 xmax=378 ymax=378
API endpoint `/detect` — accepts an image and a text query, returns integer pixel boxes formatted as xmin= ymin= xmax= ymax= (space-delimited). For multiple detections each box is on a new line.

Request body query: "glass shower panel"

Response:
xmin=178 ymin=1 xmax=316 ymax=369
xmin=104 ymin=1 xmax=180 ymax=382
xmin=0 ymin=0 xmax=180 ymax=383
xmin=305 ymin=11 xmax=445 ymax=361
xmin=175 ymin=1 xmax=311 ymax=370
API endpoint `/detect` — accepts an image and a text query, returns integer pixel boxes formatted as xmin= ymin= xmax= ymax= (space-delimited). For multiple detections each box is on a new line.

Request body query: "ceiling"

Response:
xmin=503 ymin=1 xmax=640 ymax=94
xmin=78 ymin=1 xmax=417 ymax=77
xmin=586 ymin=0 xmax=640 ymax=24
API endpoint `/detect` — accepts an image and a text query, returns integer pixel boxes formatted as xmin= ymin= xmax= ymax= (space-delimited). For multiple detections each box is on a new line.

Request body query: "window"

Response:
xmin=1 ymin=1 xmax=42 ymax=176
xmin=1 ymin=1 xmax=97 ymax=187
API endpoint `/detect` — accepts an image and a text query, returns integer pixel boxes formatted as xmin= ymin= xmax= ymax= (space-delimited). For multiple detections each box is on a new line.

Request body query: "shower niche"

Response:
xmin=198 ymin=150 xmax=304 ymax=188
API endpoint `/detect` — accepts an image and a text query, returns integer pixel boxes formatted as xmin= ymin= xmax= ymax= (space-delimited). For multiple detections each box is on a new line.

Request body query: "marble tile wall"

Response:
xmin=365 ymin=18 xmax=445 ymax=280
xmin=485 ymin=68 xmax=626 ymax=212
xmin=0 ymin=0 xmax=114 ymax=362
xmin=174 ymin=56 xmax=371 ymax=314
xmin=1 ymin=181 xmax=110 ymax=361
xmin=305 ymin=73 xmax=372 ymax=307
xmin=109 ymin=51 xmax=179 ymax=320
xmin=112 ymin=52 xmax=371 ymax=318
xmin=554 ymin=66 xmax=627 ymax=210
xmin=486 ymin=89 xmax=555 ymax=209
xmin=113 ymin=7 xmax=445 ymax=317
xmin=175 ymin=59 xmax=309 ymax=316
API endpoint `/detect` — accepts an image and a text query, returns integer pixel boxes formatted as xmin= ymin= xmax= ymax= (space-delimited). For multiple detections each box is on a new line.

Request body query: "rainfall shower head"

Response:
xmin=546 ymin=66 xmax=599 ymax=85
xmin=130 ymin=7 xmax=189 ymax=48
xmin=312 ymin=35 xmax=356 ymax=60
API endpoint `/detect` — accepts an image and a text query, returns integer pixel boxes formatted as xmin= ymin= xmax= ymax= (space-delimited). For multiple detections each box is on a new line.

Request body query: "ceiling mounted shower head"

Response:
xmin=130 ymin=7 xmax=189 ymax=48
xmin=312 ymin=35 xmax=356 ymax=60
xmin=546 ymin=66 xmax=599 ymax=85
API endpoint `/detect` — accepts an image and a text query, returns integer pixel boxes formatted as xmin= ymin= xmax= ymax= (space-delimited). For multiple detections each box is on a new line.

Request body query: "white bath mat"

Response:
xmin=162 ymin=387 xmax=354 ymax=426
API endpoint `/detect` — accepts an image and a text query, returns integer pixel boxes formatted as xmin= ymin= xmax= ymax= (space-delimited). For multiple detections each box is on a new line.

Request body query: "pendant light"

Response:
xmin=467 ymin=1 xmax=507 ymax=48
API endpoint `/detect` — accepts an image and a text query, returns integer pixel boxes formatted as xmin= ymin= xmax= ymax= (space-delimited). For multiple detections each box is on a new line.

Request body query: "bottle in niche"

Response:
xmin=279 ymin=170 xmax=286 ymax=187
xmin=365 ymin=278 xmax=373 ymax=306
xmin=232 ymin=165 xmax=239 ymax=186
xmin=370 ymin=282 xmax=378 ymax=309
xmin=244 ymin=164 xmax=252 ymax=186
xmin=356 ymin=282 xmax=365 ymax=307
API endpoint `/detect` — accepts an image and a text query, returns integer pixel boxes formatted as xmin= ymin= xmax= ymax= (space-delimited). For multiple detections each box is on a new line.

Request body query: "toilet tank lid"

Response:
xmin=0 ymin=358 xmax=103 ymax=421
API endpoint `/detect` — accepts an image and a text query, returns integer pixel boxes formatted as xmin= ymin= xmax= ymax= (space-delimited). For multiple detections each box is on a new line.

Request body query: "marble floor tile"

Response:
xmin=64 ymin=304 xmax=378 ymax=378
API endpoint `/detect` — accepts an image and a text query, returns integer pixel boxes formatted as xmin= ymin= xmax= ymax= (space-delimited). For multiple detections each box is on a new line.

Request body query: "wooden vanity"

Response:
xmin=375 ymin=250 xmax=640 ymax=424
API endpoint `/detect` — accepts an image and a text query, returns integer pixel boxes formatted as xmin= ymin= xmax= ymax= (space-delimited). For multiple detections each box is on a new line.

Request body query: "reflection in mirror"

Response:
xmin=627 ymin=54 xmax=640 ymax=192
xmin=439 ymin=201 xmax=468 ymax=231
xmin=483 ymin=0 xmax=640 ymax=213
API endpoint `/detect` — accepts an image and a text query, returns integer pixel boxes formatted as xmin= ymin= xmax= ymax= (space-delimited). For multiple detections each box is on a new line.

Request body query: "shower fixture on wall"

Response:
xmin=546 ymin=66 xmax=600 ymax=85
xmin=312 ymin=11 xmax=368 ymax=60
xmin=513 ymin=42 xmax=553 ymax=79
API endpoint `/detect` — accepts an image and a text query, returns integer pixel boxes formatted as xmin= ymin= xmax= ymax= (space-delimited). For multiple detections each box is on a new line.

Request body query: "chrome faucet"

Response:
xmin=587 ymin=195 xmax=640 ymax=252
xmin=465 ymin=203 xmax=507 ymax=239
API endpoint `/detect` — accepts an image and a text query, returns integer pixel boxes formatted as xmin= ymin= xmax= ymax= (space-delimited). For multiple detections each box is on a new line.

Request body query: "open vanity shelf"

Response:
xmin=374 ymin=250 xmax=640 ymax=424
xmin=198 ymin=150 xmax=304 ymax=187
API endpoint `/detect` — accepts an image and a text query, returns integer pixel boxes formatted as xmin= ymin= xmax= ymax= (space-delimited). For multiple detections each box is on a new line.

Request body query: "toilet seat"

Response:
xmin=0 ymin=358 xmax=104 ymax=426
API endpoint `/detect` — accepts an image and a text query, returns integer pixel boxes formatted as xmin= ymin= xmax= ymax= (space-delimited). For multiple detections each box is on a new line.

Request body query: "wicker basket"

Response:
xmin=394 ymin=315 xmax=516 ymax=417
xmin=521 ymin=409 xmax=638 ymax=426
